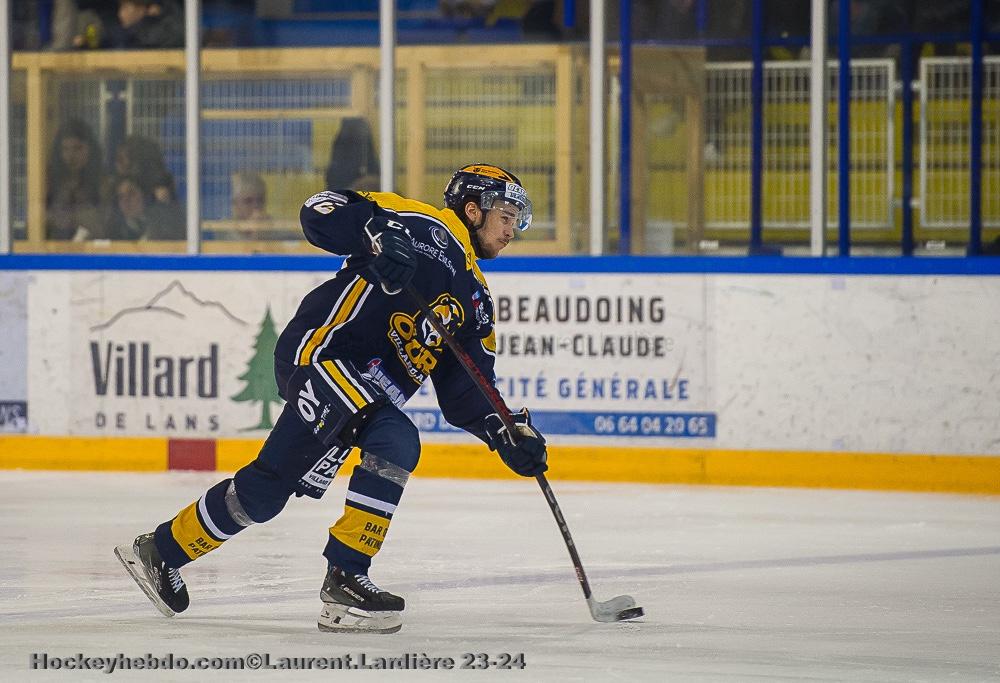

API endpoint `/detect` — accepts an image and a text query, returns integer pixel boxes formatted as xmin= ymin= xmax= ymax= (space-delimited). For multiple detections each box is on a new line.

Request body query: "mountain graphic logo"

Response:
xmin=231 ymin=307 xmax=282 ymax=431
xmin=89 ymin=280 xmax=247 ymax=332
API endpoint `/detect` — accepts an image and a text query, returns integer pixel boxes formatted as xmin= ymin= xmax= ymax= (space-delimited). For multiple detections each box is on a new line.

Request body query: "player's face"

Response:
xmin=476 ymin=201 xmax=518 ymax=259
xmin=60 ymin=136 xmax=90 ymax=172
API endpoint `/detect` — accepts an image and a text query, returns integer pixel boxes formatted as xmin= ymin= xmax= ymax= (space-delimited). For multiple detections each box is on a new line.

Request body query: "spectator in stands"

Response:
xmin=912 ymin=1 xmax=971 ymax=56
xmin=116 ymin=0 xmax=184 ymax=49
xmin=765 ymin=0 xmax=810 ymax=59
xmin=12 ymin=2 xmax=42 ymax=50
xmin=231 ymin=172 xmax=272 ymax=221
xmin=573 ymin=0 xmax=750 ymax=57
xmin=105 ymin=174 xmax=185 ymax=240
xmin=440 ymin=0 xmax=496 ymax=21
xmin=50 ymin=0 xmax=119 ymax=49
xmin=325 ymin=118 xmax=380 ymax=191
xmin=840 ymin=0 xmax=910 ymax=59
xmin=46 ymin=118 xmax=106 ymax=241
xmin=111 ymin=135 xmax=177 ymax=205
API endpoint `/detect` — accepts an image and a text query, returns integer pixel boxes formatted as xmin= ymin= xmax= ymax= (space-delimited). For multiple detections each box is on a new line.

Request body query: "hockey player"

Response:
xmin=116 ymin=164 xmax=548 ymax=634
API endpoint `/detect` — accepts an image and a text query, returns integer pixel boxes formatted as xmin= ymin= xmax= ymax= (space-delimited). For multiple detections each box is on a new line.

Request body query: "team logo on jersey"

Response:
xmin=360 ymin=358 xmax=406 ymax=408
xmin=431 ymin=225 xmax=450 ymax=249
xmin=387 ymin=294 xmax=465 ymax=383
xmin=471 ymin=288 xmax=493 ymax=331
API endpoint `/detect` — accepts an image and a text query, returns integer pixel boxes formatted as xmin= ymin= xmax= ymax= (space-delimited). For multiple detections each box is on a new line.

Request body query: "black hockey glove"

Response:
xmin=365 ymin=214 xmax=416 ymax=295
xmin=484 ymin=408 xmax=548 ymax=477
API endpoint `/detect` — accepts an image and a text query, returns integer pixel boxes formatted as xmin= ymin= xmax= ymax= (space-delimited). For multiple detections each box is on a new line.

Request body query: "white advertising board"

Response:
xmin=404 ymin=273 xmax=716 ymax=442
xmin=0 ymin=272 xmax=30 ymax=432
xmin=19 ymin=269 xmax=1000 ymax=455
xmin=28 ymin=271 xmax=321 ymax=437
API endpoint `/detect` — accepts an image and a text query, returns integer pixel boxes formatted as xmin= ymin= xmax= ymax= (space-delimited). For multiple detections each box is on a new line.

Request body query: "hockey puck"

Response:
xmin=617 ymin=606 xmax=645 ymax=621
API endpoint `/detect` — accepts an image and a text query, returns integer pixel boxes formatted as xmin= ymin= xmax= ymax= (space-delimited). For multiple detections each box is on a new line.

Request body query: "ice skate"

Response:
xmin=115 ymin=533 xmax=189 ymax=617
xmin=317 ymin=565 xmax=403 ymax=634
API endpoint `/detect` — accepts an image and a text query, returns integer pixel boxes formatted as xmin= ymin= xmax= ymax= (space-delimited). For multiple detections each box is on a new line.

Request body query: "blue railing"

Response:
xmin=617 ymin=0 xmax=999 ymax=257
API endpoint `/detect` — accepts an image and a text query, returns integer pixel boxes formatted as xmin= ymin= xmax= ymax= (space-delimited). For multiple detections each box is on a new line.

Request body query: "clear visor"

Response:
xmin=480 ymin=189 xmax=533 ymax=231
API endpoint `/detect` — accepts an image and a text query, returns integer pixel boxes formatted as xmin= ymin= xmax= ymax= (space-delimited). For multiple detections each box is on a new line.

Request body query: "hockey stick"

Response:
xmin=401 ymin=281 xmax=644 ymax=623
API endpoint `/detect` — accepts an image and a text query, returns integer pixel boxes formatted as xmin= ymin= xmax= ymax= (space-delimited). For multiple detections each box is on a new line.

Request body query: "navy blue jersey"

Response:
xmin=274 ymin=190 xmax=499 ymax=441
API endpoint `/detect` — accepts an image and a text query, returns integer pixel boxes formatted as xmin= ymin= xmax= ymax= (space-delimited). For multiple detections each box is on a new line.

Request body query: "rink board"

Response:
xmin=1 ymin=435 xmax=999 ymax=493
xmin=0 ymin=258 xmax=999 ymax=492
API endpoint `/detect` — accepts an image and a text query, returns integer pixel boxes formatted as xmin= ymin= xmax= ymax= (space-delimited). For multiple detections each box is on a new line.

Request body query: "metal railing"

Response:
xmin=702 ymin=59 xmax=895 ymax=232
xmin=919 ymin=56 xmax=1000 ymax=230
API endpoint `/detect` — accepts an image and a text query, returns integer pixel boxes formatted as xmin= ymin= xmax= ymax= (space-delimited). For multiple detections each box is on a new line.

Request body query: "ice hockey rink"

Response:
xmin=1 ymin=470 xmax=998 ymax=682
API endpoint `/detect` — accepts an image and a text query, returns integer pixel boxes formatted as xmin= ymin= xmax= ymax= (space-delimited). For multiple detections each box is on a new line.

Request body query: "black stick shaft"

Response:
xmin=402 ymin=282 xmax=594 ymax=601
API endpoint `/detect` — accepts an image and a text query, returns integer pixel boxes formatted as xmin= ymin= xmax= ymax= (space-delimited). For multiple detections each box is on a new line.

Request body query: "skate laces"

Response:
xmin=354 ymin=574 xmax=384 ymax=594
xmin=167 ymin=567 xmax=185 ymax=593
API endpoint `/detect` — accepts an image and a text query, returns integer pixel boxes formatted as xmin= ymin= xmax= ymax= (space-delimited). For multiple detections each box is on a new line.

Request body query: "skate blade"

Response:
xmin=114 ymin=544 xmax=176 ymax=618
xmin=317 ymin=603 xmax=402 ymax=634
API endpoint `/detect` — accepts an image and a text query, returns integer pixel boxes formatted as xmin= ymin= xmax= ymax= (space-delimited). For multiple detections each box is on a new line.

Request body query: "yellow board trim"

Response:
xmin=0 ymin=436 xmax=167 ymax=471
xmin=170 ymin=501 xmax=222 ymax=561
xmin=297 ymin=275 xmax=368 ymax=365
xmin=329 ymin=506 xmax=391 ymax=557
xmin=1 ymin=436 xmax=998 ymax=495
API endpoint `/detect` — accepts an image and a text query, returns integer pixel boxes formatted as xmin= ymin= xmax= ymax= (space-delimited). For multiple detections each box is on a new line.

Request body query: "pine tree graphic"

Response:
xmin=231 ymin=307 xmax=282 ymax=431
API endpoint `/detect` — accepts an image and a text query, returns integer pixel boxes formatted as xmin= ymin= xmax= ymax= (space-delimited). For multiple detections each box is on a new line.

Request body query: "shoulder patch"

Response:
xmin=304 ymin=191 xmax=348 ymax=214
xmin=431 ymin=225 xmax=449 ymax=249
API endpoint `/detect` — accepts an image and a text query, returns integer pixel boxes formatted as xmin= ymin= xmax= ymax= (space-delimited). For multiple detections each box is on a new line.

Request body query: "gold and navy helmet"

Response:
xmin=443 ymin=164 xmax=533 ymax=231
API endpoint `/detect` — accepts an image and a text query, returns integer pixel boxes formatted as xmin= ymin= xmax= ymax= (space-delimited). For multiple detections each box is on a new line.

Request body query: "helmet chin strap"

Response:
xmin=465 ymin=210 xmax=489 ymax=259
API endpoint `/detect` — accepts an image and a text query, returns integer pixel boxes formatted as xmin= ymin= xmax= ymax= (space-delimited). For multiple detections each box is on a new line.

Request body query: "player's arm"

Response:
xmin=430 ymin=337 xmax=496 ymax=443
xmin=431 ymin=336 xmax=547 ymax=477
xmin=299 ymin=190 xmax=391 ymax=256
xmin=300 ymin=190 xmax=416 ymax=294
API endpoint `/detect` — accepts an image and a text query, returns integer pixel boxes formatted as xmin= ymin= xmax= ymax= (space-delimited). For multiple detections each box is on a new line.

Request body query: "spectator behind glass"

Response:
xmin=231 ymin=172 xmax=272 ymax=221
xmin=116 ymin=0 xmax=184 ymax=48
xmin=46 ymin=118 xmax=106 ymax=241
xmin=111 ymin=134 xmax=177 ymax=204
xmin=440 ymin=0 xmax=496 ymax=20
xmin=106 ymin=175 xmax=185 ymax=241
xmin=325 ymin=118 xmax=380 ymax=191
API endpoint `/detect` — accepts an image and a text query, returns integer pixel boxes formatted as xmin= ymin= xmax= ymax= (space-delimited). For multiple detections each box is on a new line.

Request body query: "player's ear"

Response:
xmin=464 ymin=201 xmax=481 ymax=223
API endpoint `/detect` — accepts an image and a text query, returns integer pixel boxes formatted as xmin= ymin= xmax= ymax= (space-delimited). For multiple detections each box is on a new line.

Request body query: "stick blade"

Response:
xmin=588 ymin=595 xmax=644 ymax=623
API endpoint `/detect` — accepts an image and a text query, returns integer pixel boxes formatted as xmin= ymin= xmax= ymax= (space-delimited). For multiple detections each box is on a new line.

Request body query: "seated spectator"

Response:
xmin=105 ymin=175 xmax=185 ymax=240
xmin=521 ymin=1 xmax=562 ymax=41
xmin=440 ymin=0 xmax=496 ymax=21
xmin=50 ymin=0 xmax=119 ymax=49
xmin=111 ymin=134 xmax=177 ymax=204
xmin=46 ymin=118 xmax=106 ymax=241
xmin=913 ymin=1 xmax=969 ymax=56
xmin=116 ymin=0 xmax=184 ymax=49
xmin=231 ymin=172 xmax=272 ymax=221
xmin=325 ymin=118 xmax=380 ymax=191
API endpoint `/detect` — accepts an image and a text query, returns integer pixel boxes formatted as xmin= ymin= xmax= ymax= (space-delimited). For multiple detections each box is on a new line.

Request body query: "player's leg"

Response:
xmin=318 ymin=404 xmax=420 ymax=633
xmin=115 ymin=402 xmax=334 ymax=617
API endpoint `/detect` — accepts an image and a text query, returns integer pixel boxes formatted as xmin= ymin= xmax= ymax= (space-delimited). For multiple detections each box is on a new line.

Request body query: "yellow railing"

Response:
xmin=12 ymin=46 xmax=586 ymax=254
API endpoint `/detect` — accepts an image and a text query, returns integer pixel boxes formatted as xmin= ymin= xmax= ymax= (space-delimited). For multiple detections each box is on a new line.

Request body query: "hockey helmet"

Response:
xmin=443 ymin=164 xmax=533 ymax=231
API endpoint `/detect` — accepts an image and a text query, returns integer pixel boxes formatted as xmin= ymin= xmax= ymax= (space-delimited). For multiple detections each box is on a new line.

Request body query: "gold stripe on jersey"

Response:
xmin=319 ymin=360 xmax=368 ymax=409
xmin=170 ymin=501 xmax=223 ymax=561
xmin=481 ymin=330 xmax=497 ymax=354
xmin=328 ymin=507 xmax=391 ymax=557
xmin=297 ymin=276 xmax=369 ymax=365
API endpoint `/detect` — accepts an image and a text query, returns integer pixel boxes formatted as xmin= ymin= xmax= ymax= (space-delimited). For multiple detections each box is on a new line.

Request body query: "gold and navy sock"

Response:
xmin=323 ymin=455 xmax=407 ymax=575
xmin=153 ymin=478 xmax=254 ymax=568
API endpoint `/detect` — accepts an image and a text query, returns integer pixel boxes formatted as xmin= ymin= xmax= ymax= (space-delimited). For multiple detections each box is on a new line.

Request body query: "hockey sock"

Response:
xmin=324 ymin=452 xmax=409 ymax=575
xmin=153 ymin=478 xmax=255 ymax=568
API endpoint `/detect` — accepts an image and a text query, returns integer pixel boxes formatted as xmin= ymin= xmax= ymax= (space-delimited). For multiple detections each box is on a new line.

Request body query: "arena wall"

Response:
xmin=1 ymin=256 xmax=998 ymax=493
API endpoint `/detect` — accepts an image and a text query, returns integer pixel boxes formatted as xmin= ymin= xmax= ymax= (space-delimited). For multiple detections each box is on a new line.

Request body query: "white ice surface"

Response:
xmin=1 ymin=471 xmax=998 ymax=682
